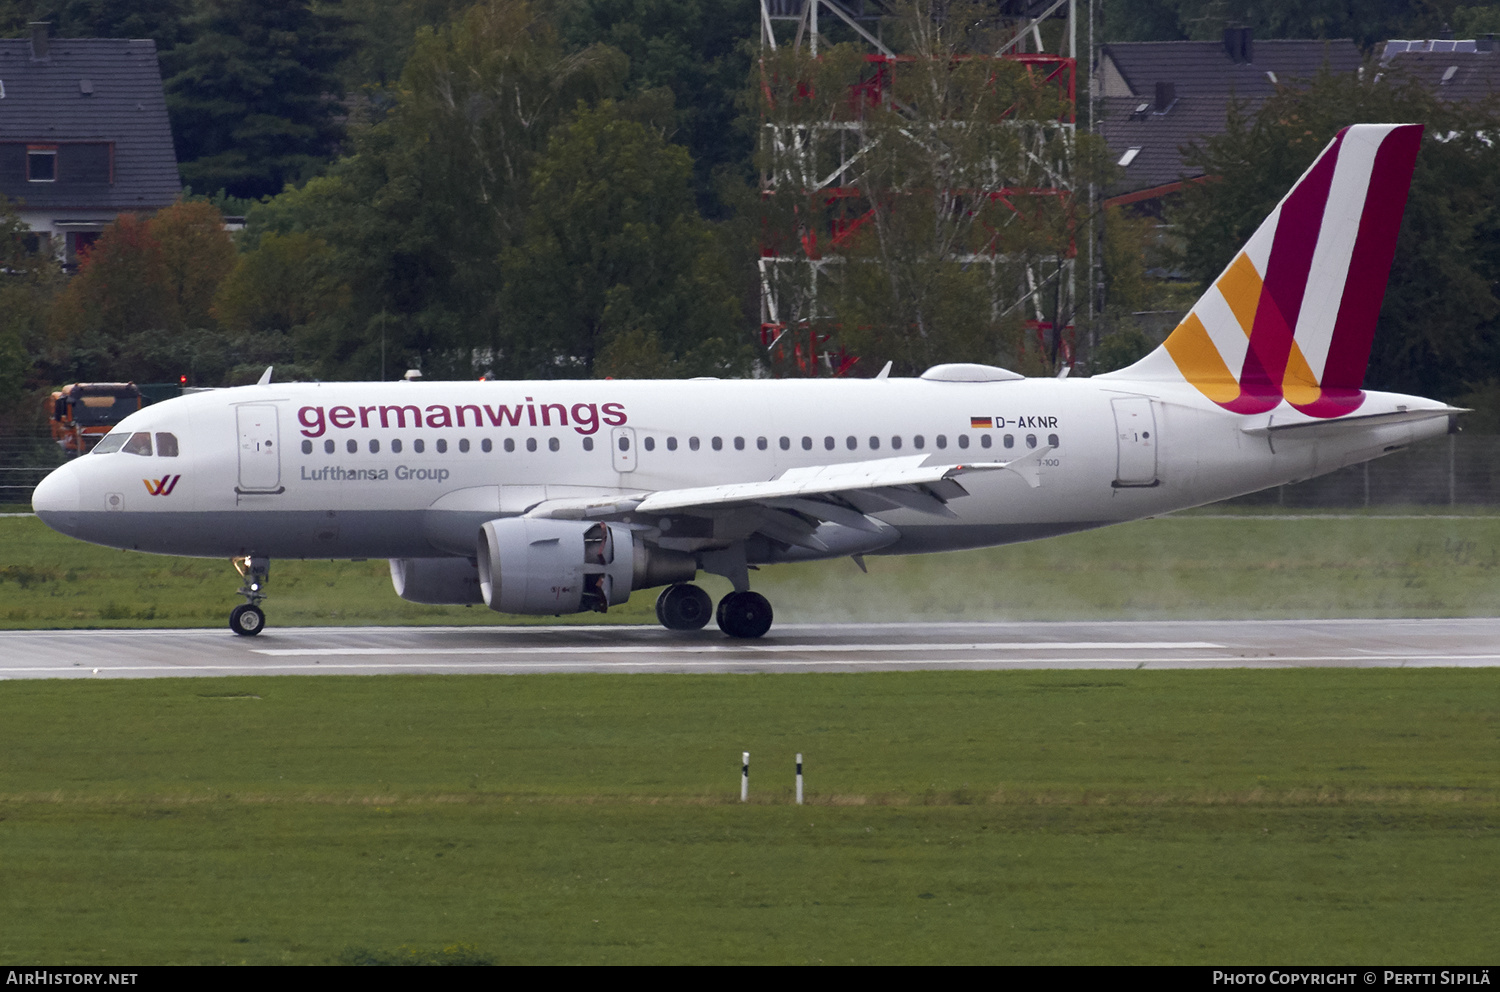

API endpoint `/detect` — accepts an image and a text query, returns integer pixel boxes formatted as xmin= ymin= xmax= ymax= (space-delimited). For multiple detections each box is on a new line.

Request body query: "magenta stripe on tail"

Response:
xmin=1319 ymin=124 xmax=1423 ymax=391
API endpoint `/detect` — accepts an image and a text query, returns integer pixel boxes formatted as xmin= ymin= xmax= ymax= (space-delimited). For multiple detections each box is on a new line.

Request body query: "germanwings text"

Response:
xmin=297 ymin=399 xmax=627 ymax=439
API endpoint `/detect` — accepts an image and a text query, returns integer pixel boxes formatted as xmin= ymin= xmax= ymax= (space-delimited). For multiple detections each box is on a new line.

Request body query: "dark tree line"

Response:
xmin=0 ymin=0 xmax=1496 ymax=426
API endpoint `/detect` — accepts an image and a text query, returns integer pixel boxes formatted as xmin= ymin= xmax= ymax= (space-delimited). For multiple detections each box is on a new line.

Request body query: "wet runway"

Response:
xmin=3 ymin=618 xmax=1500 ymax=679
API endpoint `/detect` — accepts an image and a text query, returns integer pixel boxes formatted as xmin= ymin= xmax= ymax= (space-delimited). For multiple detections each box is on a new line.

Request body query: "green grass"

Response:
xmin=5 ymin=511 xmax=1500 ymax=628
xmin=1 ymin=671 xmax=1496 ymax=964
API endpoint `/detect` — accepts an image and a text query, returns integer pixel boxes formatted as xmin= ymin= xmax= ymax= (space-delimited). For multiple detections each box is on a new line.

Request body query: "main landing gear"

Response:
xmin=230 ymin=555 xmax=270 ymax=636
xmin=655 ymin=583 xmax=774 ymax=639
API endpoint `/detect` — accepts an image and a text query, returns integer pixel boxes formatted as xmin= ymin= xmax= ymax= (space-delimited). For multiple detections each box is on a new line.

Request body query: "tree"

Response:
xmin=555 ymin=0 xmax=755 ymax=215
xmin=0 ymin=195 xmax=58 ymax=410
xmin=152 ymin=199 xmax=238 ymax=330
xmin=500 ymin=100 xmax=748 ymax=377
xmin=245 ymin=0 xmax=629 ymax=378
xmin=1098 ymin=0 xmax=1446 ymax=48
xmin=163 ymin=0 xmax=355 ymax=199
xmin=212 ymin=229 xmax=348 ymax=377
xmin=46 ymin=202 xmax=241 ymax=383
xmin=756 ymin=0 xmax=1113 ymax=375
xmin=0 ymin=0 xmax=194 ymax=47
xmin=49 ymin=214 xmax=173 ymax=345
xmin=1173 ymin=67 xmax=1500 ymax=401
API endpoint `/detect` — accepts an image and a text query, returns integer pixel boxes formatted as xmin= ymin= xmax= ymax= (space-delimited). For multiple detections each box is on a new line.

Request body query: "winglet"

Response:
xmin=256 ymin=366 xmax=273 ymax=386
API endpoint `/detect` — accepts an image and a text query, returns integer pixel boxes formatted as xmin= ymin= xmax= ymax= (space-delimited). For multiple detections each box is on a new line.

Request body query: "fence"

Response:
xmin=0 ymin=430 xmax=63 ymax=506
xmin=1224 ymin=434 xmax=1500 ymax=509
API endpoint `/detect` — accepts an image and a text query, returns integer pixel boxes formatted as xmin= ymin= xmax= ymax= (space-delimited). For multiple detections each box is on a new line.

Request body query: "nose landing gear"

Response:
xmin=230 ymin=555 xmax=270 ymax=636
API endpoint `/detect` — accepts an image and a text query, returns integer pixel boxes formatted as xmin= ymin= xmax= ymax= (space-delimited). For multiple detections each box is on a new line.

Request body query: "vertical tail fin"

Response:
xmin=1105 ymin=123 xmax=1423 ymax=418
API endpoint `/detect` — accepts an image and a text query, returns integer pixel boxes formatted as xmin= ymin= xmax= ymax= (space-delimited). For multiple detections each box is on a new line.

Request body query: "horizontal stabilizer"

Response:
xmin=1242 ymin=407 xmax=1466 ymax=439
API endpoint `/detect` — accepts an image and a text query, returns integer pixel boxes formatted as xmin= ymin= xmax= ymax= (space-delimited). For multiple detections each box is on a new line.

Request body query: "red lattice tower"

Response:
xmin=757 ymin=0 xmax=1081 ymax=376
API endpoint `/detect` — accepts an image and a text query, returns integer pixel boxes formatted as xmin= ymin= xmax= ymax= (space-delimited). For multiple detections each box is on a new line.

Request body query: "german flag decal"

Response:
xmin=970 ymin=416 xmax=993 ymax=429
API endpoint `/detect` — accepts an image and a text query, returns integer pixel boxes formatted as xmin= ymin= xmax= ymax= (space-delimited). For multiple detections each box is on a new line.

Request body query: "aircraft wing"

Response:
xmin=524 ymin=446 xmax=1052 ymax=552
xmin=634 ymin=449 xmax=1049 ymax=514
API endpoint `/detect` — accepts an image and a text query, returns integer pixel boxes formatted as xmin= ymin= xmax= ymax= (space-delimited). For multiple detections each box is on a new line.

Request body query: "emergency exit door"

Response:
xmin=1111 ymin=397 xmax=1159 ymax=487
xmin=236 ymin=404 xmax=283 ymax=493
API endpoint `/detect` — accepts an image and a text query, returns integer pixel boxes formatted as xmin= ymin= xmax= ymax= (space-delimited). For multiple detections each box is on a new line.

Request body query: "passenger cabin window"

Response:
xmin=667 ymin=437 xmax=678 ymax=451
xmin=347 ymin=439 xmax=358 ymax=454
xmin=324 ymin=439 xmax=335 ymax=454
xmin=711 ymin=437 xmax=723 ymax=451
xmin=582 ymin=437 xmax=593 ymax=451
xmin=301 ymin=440 xmax=313 ymax=454
xmin=414 ymin=439 xmax=425 ymax=453
xmin=482 ymin=439 xmax=493 ymax=453
xmin=122 ymin=432 xmax=152 ymax=456
xmin=503 ymin=439 xmax=514 ymax=453
xmin=393 ymin=439 xmax=404 ymax=453
xmin=1048 ymin=433 xmax=1060 ymax=447
xmin=155 ymin=433 xmax=179 ymax=457
xmin=644 ymin=437 xmax=655 ymax=451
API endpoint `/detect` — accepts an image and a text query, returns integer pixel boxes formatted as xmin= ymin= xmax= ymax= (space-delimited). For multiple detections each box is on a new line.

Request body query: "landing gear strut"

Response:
xmin=656 ymin=583 xmax=713 ymax=630
xmin=230 ymin=555 xmax=269 ymax=636
xmin=716 ymin=590 xmax=773 ymax=639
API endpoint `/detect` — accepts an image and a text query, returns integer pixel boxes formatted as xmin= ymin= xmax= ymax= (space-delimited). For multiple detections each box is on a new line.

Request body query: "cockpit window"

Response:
xmin=91 ymin=432 xmax=128 ymax=455
xmin=122 ymin=432 xmax=153 ymax=456
xmin=155 ymin=432 xmax=179 ymax=457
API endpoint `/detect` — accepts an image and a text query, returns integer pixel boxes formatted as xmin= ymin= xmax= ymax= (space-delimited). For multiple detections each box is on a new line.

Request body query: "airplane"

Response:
xmin=30 ymin=123 xmax=1463 ymax=639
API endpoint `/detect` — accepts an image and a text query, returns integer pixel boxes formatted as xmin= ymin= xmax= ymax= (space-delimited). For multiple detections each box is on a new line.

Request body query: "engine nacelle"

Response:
xmin=484 ymin=517 xmax=635 ymax=614
xmin=389 ymin=557 xmax=484 ymax=605
xmin=475 ymin=518 xmax=696 ymax=615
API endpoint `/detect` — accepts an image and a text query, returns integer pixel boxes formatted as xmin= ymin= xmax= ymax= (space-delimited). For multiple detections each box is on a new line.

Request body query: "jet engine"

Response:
xmin=476 ymin=518 xmax=695 ymax=615
xmin=389 ymin=556 xmax=485 ymax=605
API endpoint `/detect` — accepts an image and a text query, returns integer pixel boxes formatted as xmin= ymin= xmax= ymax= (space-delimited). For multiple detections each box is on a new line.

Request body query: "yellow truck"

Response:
xmin=48 ymin=382 xmax=143 ymax=457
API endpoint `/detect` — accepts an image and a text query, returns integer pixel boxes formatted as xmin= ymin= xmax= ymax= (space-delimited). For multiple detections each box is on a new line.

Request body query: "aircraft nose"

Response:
xmin=31 ymin=463 xmax=80 ymax=535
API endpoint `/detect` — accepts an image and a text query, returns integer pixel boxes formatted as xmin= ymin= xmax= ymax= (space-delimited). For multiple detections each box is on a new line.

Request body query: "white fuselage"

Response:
xmin=32 ymin=375 xmax=1452 ymax=564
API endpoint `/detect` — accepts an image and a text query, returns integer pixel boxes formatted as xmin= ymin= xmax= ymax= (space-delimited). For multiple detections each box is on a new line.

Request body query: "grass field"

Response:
xmin=3 ymin=512 xmax=1498 ymax=964
xmin=4 ymin=510 xmax=1500 ymax=629
xmin=0 ymin=670 xmax=1496 ymax=964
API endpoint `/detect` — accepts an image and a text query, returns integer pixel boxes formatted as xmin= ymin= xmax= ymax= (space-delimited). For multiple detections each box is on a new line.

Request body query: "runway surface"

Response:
xmin=3 ymin=618 xmax=1500 ymax=679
